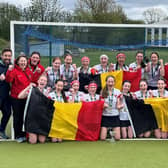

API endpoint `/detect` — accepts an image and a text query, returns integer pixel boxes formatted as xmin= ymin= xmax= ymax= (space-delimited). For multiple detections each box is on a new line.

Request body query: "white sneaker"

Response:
xmin=16 ymin=137 xmax=26 ymax=143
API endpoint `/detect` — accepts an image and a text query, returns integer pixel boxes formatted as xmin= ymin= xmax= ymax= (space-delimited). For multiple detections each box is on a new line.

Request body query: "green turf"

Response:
xmin=0 ymin=140 xmax=168 ymax=168
xmin=41 ymin=47 xmax=168 ymax=68
xmin=2 ymin=114 xmax=168 ymax=168
xmin=1 ymin=44 xmax=168 ymax=168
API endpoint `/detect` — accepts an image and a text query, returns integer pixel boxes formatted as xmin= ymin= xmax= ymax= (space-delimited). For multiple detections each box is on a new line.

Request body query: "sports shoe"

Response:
xmin=16 ymin=137 xmax=26 ymax=143
xmin=0 ymin=131 xmax=9 ymax=139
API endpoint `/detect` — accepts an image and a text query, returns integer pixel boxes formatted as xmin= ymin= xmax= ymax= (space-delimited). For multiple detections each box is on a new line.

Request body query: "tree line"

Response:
xmin=0 ymin=0 xmax=167 ymax=41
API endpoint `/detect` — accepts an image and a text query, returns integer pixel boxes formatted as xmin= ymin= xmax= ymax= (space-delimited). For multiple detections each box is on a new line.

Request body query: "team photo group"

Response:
xmin=0 ymin=48 xmax=168 ymax=144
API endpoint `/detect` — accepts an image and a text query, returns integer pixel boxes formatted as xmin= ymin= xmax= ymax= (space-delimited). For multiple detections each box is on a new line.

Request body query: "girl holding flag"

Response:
xmin=83 ymin=81 xmax=100 ymax=102
xmin=117 ymin=80 xmax=133 ymax=139
xmin=48 ymin=79 xmax=67 ymax=103
xmin=134 ymin=79 xmax=160 ymax=138
xmin=18 ymin=74 xmax=50 ymax=144
xmin=48 ymin=79 xmax=67 ymax=142
xmin=152 ymin=79 xmax=168 ymax=98
xmin=100 ymin=75 xmax=121 ymax=141
xmin=66 ymin=80 xmax=84 ymax=103
xmin=151 ymin=78 xmax=168 ymax=139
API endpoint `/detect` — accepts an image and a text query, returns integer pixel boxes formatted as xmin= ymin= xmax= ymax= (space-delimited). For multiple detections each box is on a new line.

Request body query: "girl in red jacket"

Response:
xmin=28 ymin=51 xmax=45 ymax=84
xmin=6 ymin=55 xmax=33 ymax=142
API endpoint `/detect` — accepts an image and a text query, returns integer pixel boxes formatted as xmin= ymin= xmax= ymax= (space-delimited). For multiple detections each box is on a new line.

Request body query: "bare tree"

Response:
xmin=74 ymin=0 xmax=127 ymax=23
xmin=0 ymin=3 xmax=21 ymax=40
xmin=143 ymin=7 xmax=167 ymax=24
xmin=22 ymin=0 xmax=63 ymax=22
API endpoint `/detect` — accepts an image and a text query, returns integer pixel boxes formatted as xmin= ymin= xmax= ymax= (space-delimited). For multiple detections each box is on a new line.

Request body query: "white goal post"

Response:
xmin=8 ymin=21 xmax=168 ymax=141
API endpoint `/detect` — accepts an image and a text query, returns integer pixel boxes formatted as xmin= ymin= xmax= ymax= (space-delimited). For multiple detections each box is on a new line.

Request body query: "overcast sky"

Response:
xmin=1 ymin=0 xmax=168 ymax=20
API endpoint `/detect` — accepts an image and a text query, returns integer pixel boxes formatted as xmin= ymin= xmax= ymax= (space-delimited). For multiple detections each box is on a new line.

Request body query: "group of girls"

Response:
xmin=17 ymin=72 xmax=168 ymax=144
xmin=5 ymin=50 xmax=168 ymax=144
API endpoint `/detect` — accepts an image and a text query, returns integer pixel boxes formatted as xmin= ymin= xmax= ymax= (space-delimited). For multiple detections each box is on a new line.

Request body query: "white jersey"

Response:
xmin=94 ymin=64 xmax=109 ymax=74
xmin=83 ymin=93 xmax=100 ymax=102
xmin=48 ymin=91 xmax=64 ymax=102
xmin=113 ymin=64 xmax=129 ymax=71
xmin=152 ymin=90 xmax=168 ymax=98
xmin=129 ymin=62 xmax=145 ymax=78
xmin=103 ymin=88 xmax=121 ymax=116
xmin=47 ymin=68 xmax=60 ymax=88
xmin=60 ymin=64 xmax=75 ymax=80
xmin=134 ymin=90 xmax=150 ymax=99
xmin=146 ymin=62 xmax=161 ymax=87
xmin=66 ymin=91 xmax=84 ymax=102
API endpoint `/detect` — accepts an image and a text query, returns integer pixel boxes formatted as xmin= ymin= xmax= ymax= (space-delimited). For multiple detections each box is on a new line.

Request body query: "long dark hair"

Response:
xmin=115 ymin=52 xmax=127 ymax=70
xmin=55 ymin=79 xmax=67 ymax=102
xmin=101 ymin=75 xmax=115 ymax=98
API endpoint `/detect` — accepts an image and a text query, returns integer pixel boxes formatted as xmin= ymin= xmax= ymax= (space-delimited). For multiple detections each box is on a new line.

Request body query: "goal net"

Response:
xmin=10 ymin=21 xmax=168 ymax=66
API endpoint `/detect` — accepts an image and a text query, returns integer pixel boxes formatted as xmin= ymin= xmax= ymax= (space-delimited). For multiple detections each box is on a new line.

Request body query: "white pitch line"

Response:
xmin=0 ymin=139 xmax=15 ymax=142
xmin=120 ymin=138 xmax=168 ymax=141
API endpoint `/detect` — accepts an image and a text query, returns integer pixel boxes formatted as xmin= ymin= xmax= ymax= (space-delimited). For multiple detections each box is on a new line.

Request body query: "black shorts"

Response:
xmin=101 ymin=116 xmax=120 ymax=128
xmin=120 ymin=120 xmax=131 ymax=127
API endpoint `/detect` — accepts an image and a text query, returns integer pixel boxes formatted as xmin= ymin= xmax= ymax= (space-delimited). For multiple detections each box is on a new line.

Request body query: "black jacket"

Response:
xmin=0 ymin=60 xmax=10 ymax=99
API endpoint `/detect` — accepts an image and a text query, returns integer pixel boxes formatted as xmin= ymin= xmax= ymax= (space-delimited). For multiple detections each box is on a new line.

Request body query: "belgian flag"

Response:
xmin=79 ymin=69 xmax=141 ymax=93
xmin=144 ymin=98 xmax=168 ymax=132
xmin=25 ymin=87 xmax=104 ymax=141
xmin=125 ymin=96 xmax=158 ymax=136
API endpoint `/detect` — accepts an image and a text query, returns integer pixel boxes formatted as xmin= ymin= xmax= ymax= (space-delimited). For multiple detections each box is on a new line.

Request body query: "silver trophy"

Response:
xmin=108 ymin=129 xmax=115 ymax=143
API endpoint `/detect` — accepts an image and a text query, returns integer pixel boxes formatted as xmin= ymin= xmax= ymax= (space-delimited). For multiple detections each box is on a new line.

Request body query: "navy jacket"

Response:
xmin=0 ymin=60 xmax=10 ymax=99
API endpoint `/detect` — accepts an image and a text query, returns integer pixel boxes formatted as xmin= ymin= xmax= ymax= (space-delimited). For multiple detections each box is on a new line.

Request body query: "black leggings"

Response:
xmin=0 ymin=97 xmax=11 ymax=132
xmin=11 ymin=98 xmax=26 ymax=139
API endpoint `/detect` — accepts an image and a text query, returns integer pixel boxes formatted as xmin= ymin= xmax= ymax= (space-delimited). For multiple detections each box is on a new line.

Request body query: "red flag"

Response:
xmin=164 ymin=64 xmax=168 ymax=89
xmin=123 ymin=68 xmax=141 ymax=92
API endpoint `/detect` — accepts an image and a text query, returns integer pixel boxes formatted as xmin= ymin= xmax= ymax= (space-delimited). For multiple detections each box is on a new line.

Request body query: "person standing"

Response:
xmin=45 ymin=57 xmax=61 ymax=89
xmin=60 ymin=54 xmax=78 ymax=91
xmin=0 ymin=48 xmax=12 ymax=139
xmin=28 ymin=51 xmax=45 ymax=84
xmin=78 ymin=56 xmax=91 ymax=93
xmin=6 ymin=55 xmax=33 ymax=142
xmin=109 ymin=53 xmax=129 ymax=71
xmin=129 ymin=51 xmax=146 ymax=78
xmin=145 ymin=52 xmax=164 ymax=90
xmin=93 ymin=54 xmax=109 ymax=74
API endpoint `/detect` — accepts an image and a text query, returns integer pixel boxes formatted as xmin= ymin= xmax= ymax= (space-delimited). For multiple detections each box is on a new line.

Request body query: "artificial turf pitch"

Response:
xmin=0 ymin=140 xmax=168 ymax=168
xmin=1 ymin=47 xmax=168 ymax=168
